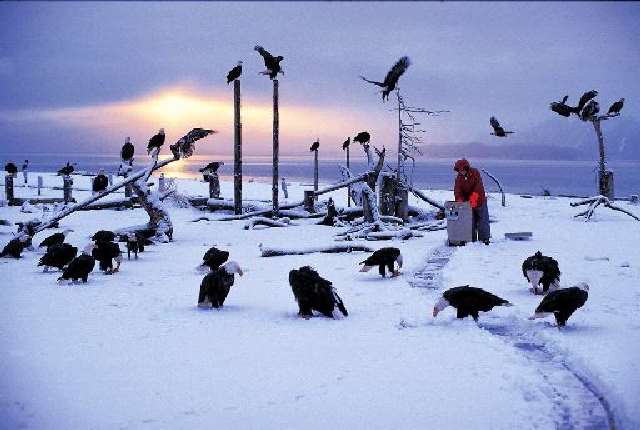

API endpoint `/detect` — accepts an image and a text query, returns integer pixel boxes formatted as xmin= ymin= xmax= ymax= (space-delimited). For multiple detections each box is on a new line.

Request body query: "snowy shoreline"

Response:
xmin=1 ymin=173 xmax=639 ymax=429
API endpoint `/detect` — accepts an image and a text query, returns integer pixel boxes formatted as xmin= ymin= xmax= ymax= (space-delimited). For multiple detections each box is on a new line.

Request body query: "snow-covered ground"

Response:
xmin=1 ymin=172 xmax=639 ymax=429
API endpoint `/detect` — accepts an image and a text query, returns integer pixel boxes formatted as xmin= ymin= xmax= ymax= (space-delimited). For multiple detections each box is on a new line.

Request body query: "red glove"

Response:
xmin=469 ymin=192 xmax=479 ymax=208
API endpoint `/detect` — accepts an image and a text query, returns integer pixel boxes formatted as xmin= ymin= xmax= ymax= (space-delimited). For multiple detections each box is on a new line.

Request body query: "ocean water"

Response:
xmin=3 ymin=153 xmax=639 ymax=197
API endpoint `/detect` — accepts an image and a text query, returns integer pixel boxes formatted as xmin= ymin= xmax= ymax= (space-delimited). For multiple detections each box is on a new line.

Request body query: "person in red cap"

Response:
xmin=453 ymin=158 xmax=490 ymax=244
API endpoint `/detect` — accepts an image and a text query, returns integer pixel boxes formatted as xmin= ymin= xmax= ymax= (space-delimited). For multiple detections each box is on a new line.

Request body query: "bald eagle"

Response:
xmin=529 ymin=283 xmax=589 ymax=327
xmin=0 ymin=237 xmax=29 ymax=259
xmin=92 ymin=230 xmax=116 ymax=243
xmin=121 ymin=139 xmax=134 ymax=162
xmin=38 ymin=229 xmax=73 ymax=249
xmin=254 ymin=45 xmax=284 ymax=80
xmin=577 ymin=90 xmax=598 ymax=112
xmin=522 ymin=251 xmax=560 ymax=294
xmin=5 ymin=162 xmax=17 ymax=175
xmin=360 ymin=56 xmax=411 ymax=101
xmin=310 ymin=140 xmax=319 ymax=152
xmin=359 ymin=247 xmax=403 ymax=277
xmin=353 ymin=131 xmax=371 ymax=145
xmin=227 ymin=61 xmax=243 ymax=84
xmin=198 ymin=261 xmax=244 ymax=308
xmin=147 ymin=129 xmax=165 ymax=155
xmin=288 ymin=266 xmax=348 ymax=319
xmin=607 ymin=98 xmax=624 ymax=115
xmin=39 ymin=243 xmax=78 ymax=272
xmin=489 ymin=116 xmax=514 ymax=137
xmin=342 ymin=137 xmax=351 ymax=150
xmin=201 ymin=246 xmax=230 ymax=271
xmin=433 ymin=286 xmax=512 ymax=321
xmin=58 ymin=245 xmax=96 ymax=283
xmin=580 ymin=100 xmax=599 ymax=120
xmin=57 ymin=162 xmax=74 ymax=176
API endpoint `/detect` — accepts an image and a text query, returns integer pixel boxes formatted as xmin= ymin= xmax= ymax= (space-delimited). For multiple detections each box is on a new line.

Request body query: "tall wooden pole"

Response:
xmin=313 ymin=141 xmax=319 ymax=198
xmin=396 ymin=89 xmax=402 ymax=183
xmin=346 ymin=145 xmax=351 ymax=207
xmin=272 ymin=79 xmax=279 ymax=217
xmin=233 ymin=79 xmax=242 ymax=214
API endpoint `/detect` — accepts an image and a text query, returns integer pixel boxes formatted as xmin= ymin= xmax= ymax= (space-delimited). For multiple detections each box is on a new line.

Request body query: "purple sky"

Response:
xmin=1 ymin=2 xmax=639 ymax=158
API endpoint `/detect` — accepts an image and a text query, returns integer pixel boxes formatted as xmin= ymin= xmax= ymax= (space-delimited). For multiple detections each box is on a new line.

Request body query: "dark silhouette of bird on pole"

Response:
xmin=489 ymin=117 xmax=514 ymax=137
xmin=226 ymin=61 xmax=243 ymax=84
xmin=254 ymin=45 xmax=284 ymax=79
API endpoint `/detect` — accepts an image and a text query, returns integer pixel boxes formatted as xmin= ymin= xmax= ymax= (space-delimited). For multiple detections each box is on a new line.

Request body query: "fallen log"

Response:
xmin=244 ymin=216 xmax=293 ymax=230
xmin=259 ymin=243 xmax=374 ymax=257
xmin=408 ymin=187 xmax=445 ymax=211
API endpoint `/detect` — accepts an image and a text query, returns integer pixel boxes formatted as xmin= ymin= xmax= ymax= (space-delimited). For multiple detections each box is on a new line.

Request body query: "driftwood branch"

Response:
xmin=571 ymin=195 xmax=640 ymax=221
xmin=408 ymin=187 xmax=445 ymax=211
xmin=481 ymin=168 xmax=506 ymax=207
xmin=259 ymin=243 xmax=374 ymax=257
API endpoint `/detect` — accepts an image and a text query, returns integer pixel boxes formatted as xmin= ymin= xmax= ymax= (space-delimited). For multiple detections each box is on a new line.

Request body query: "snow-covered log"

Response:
xmin=259 ymin=243 xmax=374 ymax=257
xmin=244 ymin=216 xmax=293 ymax=230
xmin=408 ymin=186 xmax=445 ymax=211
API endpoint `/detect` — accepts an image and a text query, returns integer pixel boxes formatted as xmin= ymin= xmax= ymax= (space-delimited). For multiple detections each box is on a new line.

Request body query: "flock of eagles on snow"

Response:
xmin=3 ymin=47 xmax=624 ymax=328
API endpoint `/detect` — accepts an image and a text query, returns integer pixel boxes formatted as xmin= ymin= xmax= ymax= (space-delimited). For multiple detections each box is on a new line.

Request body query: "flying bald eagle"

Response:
xmin=310 ymin=140 xmax=319 ymax=152
xmin=342 ymin=137 xmax=351 ymax=150
xmin=433 ymin=286 xmax=512 ymax=321
xmin=607 ymin=98 xmax=624 ymax=115
xmin=289 ymin=266 xmax=348 ymax=319
xmin=227 ymin=61 xmax=243 ymax=84
xmin=522 ymin=251 xmax=560 ymax=295
xmin=577 ymin=90 xmax=598 ymax=112
xmin=489 ymin=116 xmax=514 ymax=137
xmin=360 ymin=56 xmax=411 ymax=101
xmin=359 ymin=247 xmax=403 ymax=278
xmin=580 ymin=100 xmax=600 ymax=120
xmin=550 ymin=101 xmax=573 ymax=118
xmin=198 ymin=261 xmax=244 ymax=308
xmin=147 ymin=128 xmax=165 ymax=155
xmin=254 ymin=45 xmax=284 ymax=80
xmin=529 ymin=283 xmax=589 ymax=327
xmin=121 ymin=138 xmax=134 ymax=162
xmin=353 ymin=131 xmax=371 ymax=145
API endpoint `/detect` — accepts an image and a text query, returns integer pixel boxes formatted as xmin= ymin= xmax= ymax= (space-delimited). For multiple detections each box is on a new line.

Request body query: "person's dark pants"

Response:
xmin=472 ymin=202 xmax=490 ymax=243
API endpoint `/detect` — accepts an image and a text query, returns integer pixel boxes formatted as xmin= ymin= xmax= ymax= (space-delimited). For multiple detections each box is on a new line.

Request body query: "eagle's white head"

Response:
xmin=222 ymin=260 xmax=243 ymax=277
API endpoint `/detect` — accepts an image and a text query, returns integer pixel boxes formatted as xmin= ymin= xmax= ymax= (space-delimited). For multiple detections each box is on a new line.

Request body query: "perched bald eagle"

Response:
xmin=227 ymin=61 xmax=243 ymax=84
xmin=310 ymin=140 xmax=319 ymax=152
xmin=433 ymin=286 xmax=512 ymax=321
xmin=38 ymin=229 xmax=73 ymax=249
xmin=0 ymin=237 xmax=29 ymax=258
xmin=121 ymin=138 xmax=134 ymax=162
xmin=288 ymin=266 xmax=348 ymax=319
xmin=92 ymin=172 xmax=108 ymax=193
xmin=359 ymin=247 xmax=403 ymax=277
xmin=92 ymin=230 xmax=116 ymax=243
xmin=522 ymin=251 xmax=560 ymax=294
xmin=38 ymin=243 xmax=78 ymax=272
xmin=342 ymin=137 xmax=351 ymax=150
xmin=57 ymin=162 xmax=74 ymax=176
xmin=577 ymin=90 xmax=598 ymax=112
xmin=147 ymin=128 xmax=165 ymax=155
xmin=353 ymin=131 xmax=371 ymax=145
xmin=607 ymin=98 xmax=624 ymax=115
xmin=198 ymin=261 xmax=244 ymax=308
xmin=201 ymin=246 xmax=230 ymax=271
xmin=489 ymin=116 xmax=514 ymax=137
xmin=58 ymin=245 xmax=96 ymax=283
xmin=580 ymin=100 xmax=600 ymax=120
xmin=529 ymin=283 xmax=589 ymax=327
xmin=254 ymin=45 xmax=284 ymax=80
xmin=5 ymin=162 xmax=18 ymax=175
xmin=360 ymin=56 xmax=411 ymax=101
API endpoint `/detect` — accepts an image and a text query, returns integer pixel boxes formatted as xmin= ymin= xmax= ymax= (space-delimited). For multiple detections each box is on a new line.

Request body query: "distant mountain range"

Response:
xmin=421 ymin=115 xmax=640 ymax=161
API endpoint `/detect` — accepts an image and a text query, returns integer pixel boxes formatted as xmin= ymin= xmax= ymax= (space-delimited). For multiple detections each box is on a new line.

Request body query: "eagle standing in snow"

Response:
xmin=529 ymin=283 xmax=589 ymax=327
xmin=522 ymin=251 xmax=561 ymax=295
xmin=310 ymin=140 xmax=319 ymax=152
xmin=121 ymin=137 xmax=135 ymax=162
xmin=147 ymin=128 xmax=165 ymax=155
xmin=353 ymin=131 xmax=371 ymax=146
xmin=359 ymin=247 xmax=403 ymax=278
xmin=254 ymin=45 xmax=284 ymax=80
xmin=58 ymin=244 xmax=96 ymax=283
xmin=198 ymin=261 xmax=244 ymax=308
xmin=607 ymin=98 xmax=624 ymax=115
xmin=288 ymin=266 xmax=348 ymax=319
xmin=92 ymin=230 xmax=116 ymax=243
xmin=200 ymin=246 xmax=230 ymax=271
xmin=38 ymin=243 xmax=78 ymax=272
xmin=0 ymin=237 xmax=30 ymax=259
xmin=489 ymin=116 xmax=514 ymax=137
xmin=360 ymin=56 xmax=411 ymax=101
xmin=433 ymin=286 xmax=512 ymax=321
xmin=38 ymin=229 xmax=73 ymax=249
xmin=227 ymin=61 xmax=243 ymax=84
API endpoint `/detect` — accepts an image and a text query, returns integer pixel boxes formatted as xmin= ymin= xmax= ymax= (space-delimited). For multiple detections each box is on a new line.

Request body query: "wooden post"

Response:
xmin=272 ymin=79 xmax=279 ymax=217
xmin=63 ymin=175 xmax=73 ymax=204
xmin=209 ymin=172 xmax=220 ymax=199
xmin=396 ymin=89 xmax=403 ymax=183
xmin=346 ymin=145 xmax=351 ymax=207
xmin=37 ymin=176 xmax=43 ymax=196
xmin=592 ymin=117 xmax=614 ymax=199
xmin=5 ymin=175 xmax=14 ymax=202
xmin=313 ymin=144 xmax=319 ymax=199
xmin=233 ymin=79 xmax=243 ymax=215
